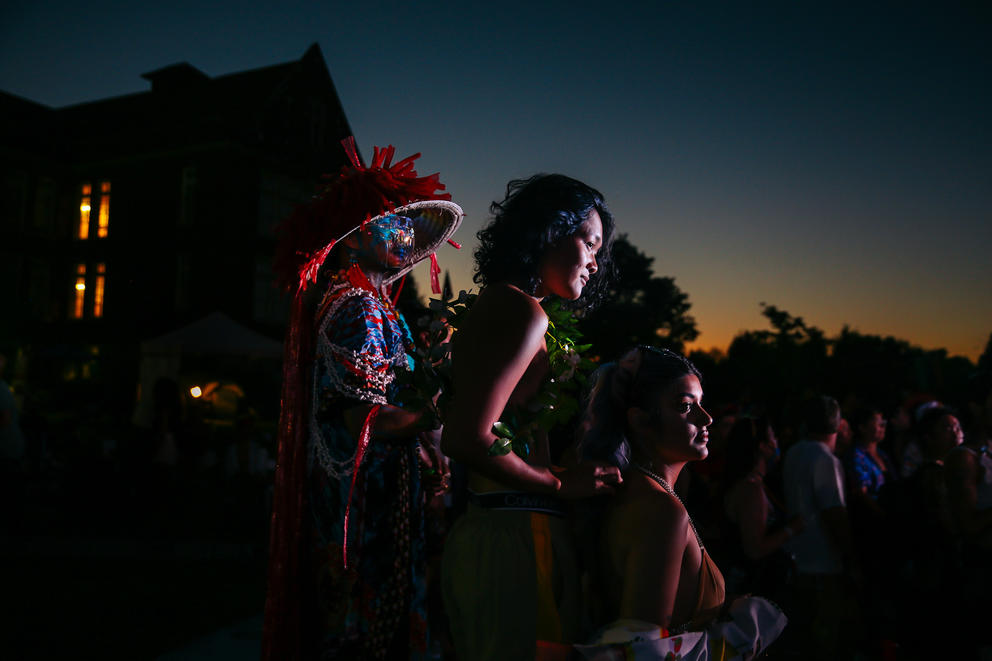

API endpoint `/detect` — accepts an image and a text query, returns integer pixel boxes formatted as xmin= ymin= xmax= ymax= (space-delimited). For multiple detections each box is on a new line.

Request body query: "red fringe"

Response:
xmin=262 ymin=290 xmax=313 ymax=661
xmin=390 ymin=274 xmax=407 ymax=307
xmin=429 ymin=253 xmax=441 ymax=294
xmin=343 ymin=405 xmax=380 ymax=569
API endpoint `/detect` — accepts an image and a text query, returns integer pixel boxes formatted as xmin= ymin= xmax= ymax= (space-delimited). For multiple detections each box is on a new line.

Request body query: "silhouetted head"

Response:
xmin=723 ymin=415 xmax=777 ymax=485
xmin=801 ymin=395 xmax=841 ymax=438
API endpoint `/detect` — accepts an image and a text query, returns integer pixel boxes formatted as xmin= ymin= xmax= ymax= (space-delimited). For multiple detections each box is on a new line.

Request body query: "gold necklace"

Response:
xmin=633 ymin=463 xmax=704 ymax=550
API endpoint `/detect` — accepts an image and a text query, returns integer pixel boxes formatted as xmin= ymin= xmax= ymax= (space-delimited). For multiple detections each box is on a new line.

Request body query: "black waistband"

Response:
xmin=468 ymin=491 xmax=567 ymax=517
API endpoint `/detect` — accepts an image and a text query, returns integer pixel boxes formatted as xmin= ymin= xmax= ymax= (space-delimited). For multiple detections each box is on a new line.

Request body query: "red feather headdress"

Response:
xmin=273 ymin=137 xmax=456 ymax=293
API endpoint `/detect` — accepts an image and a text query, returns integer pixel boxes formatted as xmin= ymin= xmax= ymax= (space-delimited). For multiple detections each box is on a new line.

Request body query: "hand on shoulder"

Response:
xmin=554 ymin=461 xmax=623 ymax=499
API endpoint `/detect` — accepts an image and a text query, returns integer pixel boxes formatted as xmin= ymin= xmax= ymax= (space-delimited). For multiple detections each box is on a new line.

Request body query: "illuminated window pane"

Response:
xmin=78 ymin=183 xmax=91 ymax=240
xmin=94 ymin=270 xmax=106 ymax=317
xmin=100 ymin=181 xmax=110 ymax=193
xmin=72 ymin=264 xmax=86 ymax=319
xmin=97 ymin=192 xmax=110 ymax=238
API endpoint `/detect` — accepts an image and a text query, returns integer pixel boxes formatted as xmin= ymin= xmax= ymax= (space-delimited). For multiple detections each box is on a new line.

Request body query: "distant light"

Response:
xmin=80 ymin=204 xmax=91 ymax=212
xmin=75 ymin=283 xmax=86 ymax=291
xmin=190 ymin=386 xmax=202 ymax=398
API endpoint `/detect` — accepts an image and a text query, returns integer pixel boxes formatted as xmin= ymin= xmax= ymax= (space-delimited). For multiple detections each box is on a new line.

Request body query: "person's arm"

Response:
xmin=440 ymin=286 xmax=620 ymax=497
xmin=815 ymin=455 xmax=859 ymax=572
xmin=342 ymin=402 xmax=435 ymax=440
xmin=737 ymin=480 xmax=798 ymax=559
xmin=320 ymin=292 xmax=438 ymax=442
xmin=618 ymin=494 xmax=688 ymax=629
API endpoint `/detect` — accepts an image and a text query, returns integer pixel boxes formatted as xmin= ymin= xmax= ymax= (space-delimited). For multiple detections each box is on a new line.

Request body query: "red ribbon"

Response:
xmin=391 ymin=274 xmax=407 ymax=307
xmin=343 ymin=404 xmax=380 ymax=570
xmin=430 ymin=253 xmax=441 ymax=294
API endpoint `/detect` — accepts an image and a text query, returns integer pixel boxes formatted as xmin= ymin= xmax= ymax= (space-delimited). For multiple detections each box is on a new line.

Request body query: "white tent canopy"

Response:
xmin=133 ymin=312 xmax=282 ymax=426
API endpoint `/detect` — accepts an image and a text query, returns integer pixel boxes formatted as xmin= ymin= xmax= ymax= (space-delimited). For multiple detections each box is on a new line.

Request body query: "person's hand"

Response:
xmin=553 ymin=462 xmax=622 ymax=499
xmin=418 ymin=436 xmax=450 ymax=497
xmin=413 ymin=408 xmax=442 ymax=433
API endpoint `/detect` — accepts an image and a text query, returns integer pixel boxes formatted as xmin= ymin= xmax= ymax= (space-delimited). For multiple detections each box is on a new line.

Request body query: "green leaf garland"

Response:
xmin=395 ymin=292 xmax=595 ymax=460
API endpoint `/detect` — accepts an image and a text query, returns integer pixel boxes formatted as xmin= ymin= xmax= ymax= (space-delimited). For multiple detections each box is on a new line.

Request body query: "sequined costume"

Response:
xmin=307 ymin=266 xmax=428 ymax=660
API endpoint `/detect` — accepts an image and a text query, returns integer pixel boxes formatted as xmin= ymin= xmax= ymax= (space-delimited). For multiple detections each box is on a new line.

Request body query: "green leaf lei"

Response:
xmin=395 ymin=291 xmax=596 ymax=460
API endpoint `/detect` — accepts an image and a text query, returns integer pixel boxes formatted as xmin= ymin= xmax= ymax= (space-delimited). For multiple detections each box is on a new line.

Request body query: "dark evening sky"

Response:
xmin=2 ymin=0 xmax=989 ymax=360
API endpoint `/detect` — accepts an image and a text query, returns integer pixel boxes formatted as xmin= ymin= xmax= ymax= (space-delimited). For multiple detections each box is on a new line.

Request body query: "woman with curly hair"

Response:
xmin=440 ymin=173 xmax=621 ymax=660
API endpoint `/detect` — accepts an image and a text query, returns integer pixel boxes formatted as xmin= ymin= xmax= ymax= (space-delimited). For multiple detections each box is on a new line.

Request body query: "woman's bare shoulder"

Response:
xmin=469 ymin=284 xmax=548 ymax=335
xmin=475 ymin=283 xmax=545 ymax=314
xmin=615 ymin=486 xmax=690 ymax=548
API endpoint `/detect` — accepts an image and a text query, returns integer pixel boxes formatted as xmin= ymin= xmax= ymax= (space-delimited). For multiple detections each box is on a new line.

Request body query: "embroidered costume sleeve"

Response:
xmin=314 ymin=286 xmax=411 ymax=407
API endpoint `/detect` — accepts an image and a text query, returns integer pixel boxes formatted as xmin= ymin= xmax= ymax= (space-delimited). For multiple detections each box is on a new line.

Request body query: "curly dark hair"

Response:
xmin=473 ymin=173 xmax=615 ymax=310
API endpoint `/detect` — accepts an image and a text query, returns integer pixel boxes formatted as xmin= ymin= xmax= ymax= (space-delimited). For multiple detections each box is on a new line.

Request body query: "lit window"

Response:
xmin=78 ymin=183 xmax=91 ymax=239
xmin=97 ymin=181 xmax=110 ymax=237
xmin=93 ymin=263 xmax=106 ymax=318
xmin=73 ymin=264 xmax=86 ymax=319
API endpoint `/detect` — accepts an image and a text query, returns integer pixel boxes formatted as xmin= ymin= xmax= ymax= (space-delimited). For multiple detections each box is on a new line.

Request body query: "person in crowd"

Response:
xmin=899 ymin=399 xmax=942 ymax=478
xmin=945 ymin=384 xmax=992 ymax=656
xmin=845 ymin=407 xmax=895 ymax=509
xmin=440 ymin=174 xmax=621 ymax=660
xmin=946 ymin=385 xmax=992 ymax=549
xmin=263 ymin=140 xmax=463 ymax=660
xmin=572 ymin=347 xmax=785 ymax=660
xmin=909 ymin=405 xmax=962 ymax=530
xmin=887 ymin=405 xmax=964 ymax=657
xmin=781 ymin=395 xmax=859 ymax=661
xmin=718 ymin=415 xmax=803 ymax=600
xmin=845 ymin=407 xmax=899 ymax=654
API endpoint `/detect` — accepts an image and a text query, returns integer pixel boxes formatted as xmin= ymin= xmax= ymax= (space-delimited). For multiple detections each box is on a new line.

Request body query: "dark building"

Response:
xmin=0 ymin=43 xmax=353 ymax=423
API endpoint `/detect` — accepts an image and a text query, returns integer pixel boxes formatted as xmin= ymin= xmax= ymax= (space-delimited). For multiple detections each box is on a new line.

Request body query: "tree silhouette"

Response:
xmin=578 ymin=234 xmax=698 ymax=361
xmin=442 ymin=271 xmax=453 ymax=301
xmin=700 ymin=303 xmax=981 ymax=430
xmin=979 ymin=332 xmax=992 ymax=374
